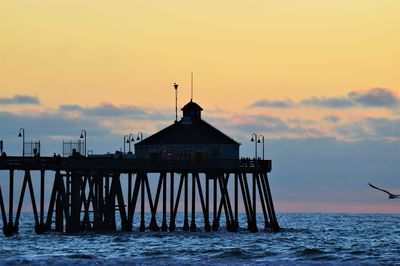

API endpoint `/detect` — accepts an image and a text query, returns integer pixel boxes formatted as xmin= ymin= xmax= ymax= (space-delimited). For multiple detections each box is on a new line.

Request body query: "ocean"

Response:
xmin=0 ymin=213 xmax=399 ymax=265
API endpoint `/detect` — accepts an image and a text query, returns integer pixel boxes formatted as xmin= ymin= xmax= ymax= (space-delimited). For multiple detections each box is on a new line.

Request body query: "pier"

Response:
xmin=0 ymin=155 xmax=278 ymax=236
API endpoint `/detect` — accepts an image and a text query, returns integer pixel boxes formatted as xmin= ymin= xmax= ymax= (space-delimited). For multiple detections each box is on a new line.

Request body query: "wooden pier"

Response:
xmin=0 ymin=155 xmax=279 ymax=236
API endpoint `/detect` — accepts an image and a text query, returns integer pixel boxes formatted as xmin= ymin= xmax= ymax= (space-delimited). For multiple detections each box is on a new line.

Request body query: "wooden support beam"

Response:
xmin=238 ymin=173 xmax=252 ymax=229
xmin=216 ymin=173 xmax=235 ymax=231
xmin=113 ymin=173 xmax=128 ymax=231
xmin=66 ymin=171 xmax=70 ymax=219
xmin=259 ymin=173 xmax=274 ymax=228
xmin=1 ymin=171 xmax=13 ymax=236
xmin=0 ymin=184 xmax=7 ymax=228
xmin=161 ymin=172 xmax=168 ymax=231
xmin=107 ymin=174 xmax=116 ymax=230
xmin=139 ymin=173 xmax=145 ymax=232
xmin=169 ymin=172 xmax=175 ymax=231
xmin=45 ymin=170 xmax=60 ymax=231
xmin=195 ymin=173 xmax=210 ymax=231
xmin=172 ymin=173 xmax=185 ymax=230
xmin=262 ymin=173 xmax=279 ymax=231
xmin=190 ymin=173 xmax=196 ymax=232
xmin=55 ymin=191 xmax=63 ymax=232
xmin=39 ymin=170 xmax=45 ymax=232
xmin=104 ymin=175 xmax=111 ymax=229
xmin=127 ymin=172 xmax=132 ymax=222
xmin=128 ymin=173 xmax=141 ymax=226
xmin=183 ymin=173 xmax=189 ymax=231
xmin=205 ymin=174 xmax=210 ymax=232
xmin=87 ymin=176 xmax=97 ymax=229
xmin=55 ymin=171 xmax=70 ymax=232
xmin=234 ymin=173 xmax=239 ymax=228
xmin=80 ymin=175 xmax=91 ymax=230
xmin=95 ymin=175 xmax=105 ymax=230
xmin=251 ymin=173 xmax=258 ymax=232
xmin=14 ymin=170 xmax=29 ymax=233
xmin=27 ymin=171 xmax=39 ymax=231
xmin=69 ymin=171 xmax=81 ymax=232
xmin=212 ymin=174 xmax=218 ymax=231
xmin=255 ymin=174 xmax=269 ymax=229
xmin=145 ymin=173 xmax=160 ymax=231
xmin=8 ymin=170 xmax=14 ymax=231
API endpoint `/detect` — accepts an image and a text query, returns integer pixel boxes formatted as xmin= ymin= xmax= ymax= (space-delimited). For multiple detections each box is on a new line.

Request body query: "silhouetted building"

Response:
xmin=135 ymin=100 xmax=240 ymax=159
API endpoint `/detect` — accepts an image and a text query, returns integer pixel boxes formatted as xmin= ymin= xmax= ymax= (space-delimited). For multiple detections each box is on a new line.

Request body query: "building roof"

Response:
xmin=181 ymin=100 xmax=203 ymax=112
xmin=136 ymin=100 xmax=239 ymax=146
xmin=137 ymin=120 xmax=239 ymax=145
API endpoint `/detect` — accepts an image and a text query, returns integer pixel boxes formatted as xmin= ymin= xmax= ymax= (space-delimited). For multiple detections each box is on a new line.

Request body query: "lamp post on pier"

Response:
xmin=258 ymin=134 xmax=265 ymax=160
xmin=128 ymin=133 xmax=135 ymax=153
xmin=123 ymin=135 xmax=130 ymax=154
xmin=80 ymin=129 xmax=87 ymax=156
xmin=250 ymin=133 xmax=258 ymax=158
xmin=173 ymin=83 xmax=178 ymax=122
xmin=18 ymin=128 xmax=25 ymax=157
xmin=137 ymin=132 xmax=143 ymax=141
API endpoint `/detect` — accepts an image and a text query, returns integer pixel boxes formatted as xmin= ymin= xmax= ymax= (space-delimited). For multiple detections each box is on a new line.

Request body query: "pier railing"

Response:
xmin=0 ymin=156 xmax=271 ymax=173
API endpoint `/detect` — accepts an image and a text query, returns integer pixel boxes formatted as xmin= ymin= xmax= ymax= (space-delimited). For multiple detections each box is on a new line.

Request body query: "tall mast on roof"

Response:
xmin=191 ymin=72 xmax=193 ymax=101
xmin=174 ymin=83 xmax=178 ymax=122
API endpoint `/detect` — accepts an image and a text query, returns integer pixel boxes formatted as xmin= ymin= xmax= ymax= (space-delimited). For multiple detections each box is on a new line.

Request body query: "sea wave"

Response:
xmin=0 ymin=213 xmax=399 ymax=265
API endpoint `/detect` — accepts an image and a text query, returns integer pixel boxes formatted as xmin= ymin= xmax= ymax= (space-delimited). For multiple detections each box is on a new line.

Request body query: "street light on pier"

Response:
xmin=173 ymin=83 xmax=178 ymax=123
xmin=258 ymin=134 xmax=265 ymax=160
xmin=250 ymin=133 xmax=258 ymax=158
xmin=137 ymin=132 xmax=143 ymax=141
xmin=128 ymin=133 xmax=135 ymax=153
xmin=123 ymin=135 xmax=130 ymax=154
xmin=251 ymin=133 xmax=265 ymax=159
xmin=18 ymin=128 xmax=25 ymax=157
xmin=80 ymin=129 xmax=87 ymax=156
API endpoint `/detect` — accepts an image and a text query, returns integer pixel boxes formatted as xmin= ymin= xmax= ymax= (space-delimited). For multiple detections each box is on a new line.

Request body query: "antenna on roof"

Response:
xmin=191 ymin=72 xmax=194 ymax=101
xmin=173 ymin=83 xmax=178 ymax=122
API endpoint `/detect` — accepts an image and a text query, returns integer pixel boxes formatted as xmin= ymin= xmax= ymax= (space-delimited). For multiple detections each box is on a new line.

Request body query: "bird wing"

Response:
xmin=368 ymin=183 xmax=393 ymax=195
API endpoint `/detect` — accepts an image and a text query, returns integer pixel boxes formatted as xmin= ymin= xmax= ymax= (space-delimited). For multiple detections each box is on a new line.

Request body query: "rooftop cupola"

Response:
xmin=181 ymin=100 xmax=203 ymax=121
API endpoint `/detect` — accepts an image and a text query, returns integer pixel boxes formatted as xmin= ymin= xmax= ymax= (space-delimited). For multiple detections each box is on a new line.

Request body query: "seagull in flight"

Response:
xmin=369 ymin=183 xmax=400 ymax=199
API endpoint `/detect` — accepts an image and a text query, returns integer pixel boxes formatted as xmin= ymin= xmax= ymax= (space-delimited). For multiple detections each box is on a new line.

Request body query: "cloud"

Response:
xmin=0 ymin=111 xmax=109 ymax=138
xmin=232 ymin=115 xmax=322 ymax=137
xmin=302 ymin=88 xmax=399 ymax=109
xmin=60 ymin=103 xmax=171 ymax=120
xmin=334 ymin=122 xmax=372 ymax=140
xmin=0 ymin=95 xmax=40 ymax=105
xmin=301 ymin=96 xmax=354 ymax=108
xmin=248 ymin=99 xmax=294 ymax=108
xmin=348 ymin=87 xmax=399 ymax=107
xmin=249 ymin=88 xmax=399 ymax=110
xmin=324 ymin=116 xmax=341 ymax=123
xmin=334 ymin=117 xmax=400 ymax=141
xmin=366 ymin=118 xmax=400 ymax=139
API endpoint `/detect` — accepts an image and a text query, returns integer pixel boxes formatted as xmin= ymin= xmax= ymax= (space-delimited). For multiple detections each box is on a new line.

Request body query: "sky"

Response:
xmin=0 ymin=0 xmax=399 ymax=214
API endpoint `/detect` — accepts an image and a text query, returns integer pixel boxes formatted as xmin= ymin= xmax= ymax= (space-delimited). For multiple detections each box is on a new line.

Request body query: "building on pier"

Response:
xmin=135 ymin=100 xmax=239 ymax=160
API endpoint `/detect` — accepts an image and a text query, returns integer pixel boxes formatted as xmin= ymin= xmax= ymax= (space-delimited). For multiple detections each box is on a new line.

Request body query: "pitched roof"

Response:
xmin=181 ymin=100 xmax=203 ymax=112
xmin=136 ymin=119 xmax=239 ymax=145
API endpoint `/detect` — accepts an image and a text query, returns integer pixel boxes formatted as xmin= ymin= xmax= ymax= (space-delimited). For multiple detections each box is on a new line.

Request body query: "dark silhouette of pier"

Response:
xmin=0 ymin=156 xmax=278 ymax=236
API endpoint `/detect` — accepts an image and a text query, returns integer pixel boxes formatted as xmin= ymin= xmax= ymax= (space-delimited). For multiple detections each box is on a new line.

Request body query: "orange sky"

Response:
xmin=1 ymin=0 xmax=399 ymax=111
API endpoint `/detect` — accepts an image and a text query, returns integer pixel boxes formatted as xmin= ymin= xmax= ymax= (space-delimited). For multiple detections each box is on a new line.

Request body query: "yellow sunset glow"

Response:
xmin=1 ymin=0 xmax=399 ymax=112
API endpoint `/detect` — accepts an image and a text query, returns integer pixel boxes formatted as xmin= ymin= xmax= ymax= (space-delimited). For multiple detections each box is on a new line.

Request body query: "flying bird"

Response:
xmin=369 ymin=183 xmax=400 ymax=199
